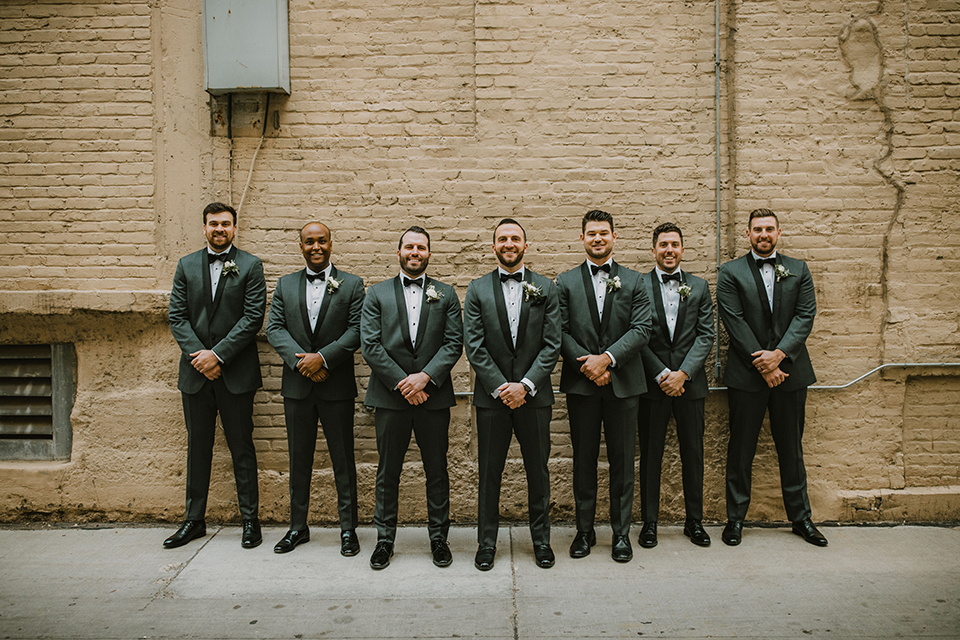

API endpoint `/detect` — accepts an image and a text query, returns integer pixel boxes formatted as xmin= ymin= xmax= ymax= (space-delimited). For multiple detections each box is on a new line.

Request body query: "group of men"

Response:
xmin=163 ymin=202 xmax=828 ymax=573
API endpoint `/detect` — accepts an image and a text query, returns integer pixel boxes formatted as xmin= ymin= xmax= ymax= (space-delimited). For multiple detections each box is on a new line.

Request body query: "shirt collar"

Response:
xmin=654 ymin=266 xmax=682 ymax=282
xmin=306 ymin=263 xmax=332 ymax=279
xmin=751 ymin=250 xmax=777 ymax=262
xmin=498 ymin=266 xmax=525 ymax=279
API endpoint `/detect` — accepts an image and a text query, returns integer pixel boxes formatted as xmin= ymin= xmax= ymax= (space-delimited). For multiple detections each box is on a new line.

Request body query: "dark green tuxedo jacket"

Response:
xmin=463 ymin=269 xmax=561 ymax=410
xmin=639 ymin=269 xmax=714 ymax=401
xmin=360 ymin=276 xmax=463 ymax=410
xmin=169 ymin=246 xmax=266 ymax=395
xmin=556 ymin=261 xmax=652 ymax=399
xmin=716 ymin=253 xmax=816 ymax=393
xmin=266 ymin=266 xmax=364 ymax=401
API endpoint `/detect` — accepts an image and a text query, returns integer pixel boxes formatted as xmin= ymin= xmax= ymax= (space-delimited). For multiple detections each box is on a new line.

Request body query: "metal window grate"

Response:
xmin=0 ymin=344 xmax=74 ymax=461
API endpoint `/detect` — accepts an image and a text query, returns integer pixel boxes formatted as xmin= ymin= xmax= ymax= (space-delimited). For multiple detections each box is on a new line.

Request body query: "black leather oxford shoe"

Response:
xmin=474 ymin=546 xmax=496 ymax=571
xmin=638 ymin=522 xmax=658 ymax=548
xmin=163 ymin=520 xmax=206 ymax=549
xmin=369 ymin=541 xmax=394 ymax=570
xmin=274 ymin=529 xmax=309 ymax=554
xmin=792 ymin=518 xmax=828 ymax=547
xmin=340 ymin=529 xmax=360 ymax=557
xmin=722 ymin=520 xmax=743 ymax=546
xmin=683 ymin=519 xmax=711 ymax=547
xmin=611 ymin=534 xmax=633 ymax=563
xmin=534 ymin=544 xmax=555 ymax=569
xmin=431 ymin=538 xmax=453 ymax=567
xmin=241 ymin=519 xmax=262 ymax=549
xmin=569 ymin=530 xmax=597 ymax=558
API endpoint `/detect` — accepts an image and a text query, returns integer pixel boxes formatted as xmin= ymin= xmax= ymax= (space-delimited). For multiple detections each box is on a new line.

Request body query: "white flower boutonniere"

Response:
xmin=326 ymin=277 xmax=342 ymax=294
xmin=774 ymin=264 xmax=794 ymax=282
xmin=678 ymin=282 xmax=692 ymax=301
xmin=425 ymin=284 xmax=444 ymax=303
xmin=602 ymin=275 xmax=622 ymax=292
xmin=521 ymin=281 xmax=544 ymax=304
xmin=221 ymin=260 xmax=239 ymax=276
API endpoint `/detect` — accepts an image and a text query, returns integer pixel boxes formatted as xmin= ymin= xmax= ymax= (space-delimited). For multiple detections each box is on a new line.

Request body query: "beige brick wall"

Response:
xmin=0 ymin=0 xmax=958 ymax=525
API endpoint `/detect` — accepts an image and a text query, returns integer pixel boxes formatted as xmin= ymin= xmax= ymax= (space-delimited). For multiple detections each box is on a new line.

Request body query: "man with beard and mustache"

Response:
xmin=360 ymin=226 xmax=463 ymax=570
xmin=463 ymin=218 xmax=561 ymax=571
xmin=716 ymin=208 xmax=827 ymax=547
xmin=266 ymin=222 xmax=365 ymax=556
xmin=165 ymin=202 xmax=266 ymax=550
xmin=556 ymin=209 xmax=651 ymax=563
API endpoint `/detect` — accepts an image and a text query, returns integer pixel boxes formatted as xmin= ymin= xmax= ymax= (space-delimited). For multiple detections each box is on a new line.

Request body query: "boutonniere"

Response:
xmin=774 ymin=264 xmax=794 ymax=282
xmin=521 ymin=281 xmax=544 ymax=304
xmin=326 ymin=277 xmax=342 ymax=294
xmin=425 ymin=284 xmax=444 ymax=303
xmin=221 ymin=260 xmax=239 ymax=276
xmin=602 ymin=275 xmax=621 ymax=292
xmin=678 ymin=282 xmax=692 ymax=300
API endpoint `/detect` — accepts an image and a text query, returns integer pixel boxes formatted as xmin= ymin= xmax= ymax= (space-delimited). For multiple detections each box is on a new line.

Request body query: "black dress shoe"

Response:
xmin=792 ymin=518 xmax=828 ymax=547
xmin=611 ymin=534 xmax=633 ymax=563
xmin=722 ymin=520 xmax=743 ymax=546
xmin=274 ymin=529 xmax=309 ymax=553
xmin=431 ymin=538 xmax=453 ymax=567
xmin=683 ymin=519 xmax=711 ymax=547
xmin=163 ymin=520 xmax=206 ymax=549
xmin=340 ymin=529 xmax=360 ymax=557
xmin=638 ymin=522 xmax=658 ymax=548
xmin=569 ymin=530 xmax=597 ymax=558
xmin=370 ymin=541 xmax=394 ymax=570
xmin=241 ymin=519 xmax=262 ymax=549
xmin=474 ymin=546 xmax=496 ymax=571
xmin=534 ymin=544 xmax=555 ymax=569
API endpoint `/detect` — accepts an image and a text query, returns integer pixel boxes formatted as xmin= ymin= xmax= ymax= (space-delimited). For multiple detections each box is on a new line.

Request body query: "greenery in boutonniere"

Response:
xmin=326 ymin=277 xmax=342 ymax=294
xmin=425 ymin=283 xmax=444 ymax=303
xmin=222 ymin=260 xmax=239 ymax=276
xmin=521 ymin=281 xmax=544 ymax=304
xmin=774 ymin=264 xmax=794 ymax=282
xmin=678 ymin=282 xmax=692 ymax=300
xmin=602 ymin=274 xmax=621 ymax=292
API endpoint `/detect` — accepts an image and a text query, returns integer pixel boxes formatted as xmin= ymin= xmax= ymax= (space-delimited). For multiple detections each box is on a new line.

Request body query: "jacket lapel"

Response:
xmin=298 ymin=270 xmax=312 ymax=340
xmin=312 ymin=265 xmax=337 ymax=347
xmin=516 ymin=270 xmax=533 ymax=350
xmin=210 ymin=245 xmax=236 ymax=315
xmin=413 ymin=277 xmax=432 ymax=352
xmin=580 ymin=262 xmax=602 ymax=334
xmin=771 ymin=256 xmax=784 ymax=338
xmin=747 ymin=254 xmax=773 ymax=323
xmin=491 ymin=271 xmax=515 ymax=353
xmin=598 ymin=262 xmax=616 ymax=336
xmin=673 ymin=270 xmax=689 ymax=345
xmin=201 ymin=250 xmax=213 ymax=311
xmin=649 ymin=270 xmax=671 ymax=344
xmin=392 ymin=276 xmax=415 ymax=352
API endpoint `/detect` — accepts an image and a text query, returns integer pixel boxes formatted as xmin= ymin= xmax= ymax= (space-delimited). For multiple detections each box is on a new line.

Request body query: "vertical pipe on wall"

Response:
xmin=714 ymin=0 xmax=723 ymax=381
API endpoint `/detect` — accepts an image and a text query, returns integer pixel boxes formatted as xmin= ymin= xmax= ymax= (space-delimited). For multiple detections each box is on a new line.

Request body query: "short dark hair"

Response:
xmin=399 ymin=225 xmax=430 ymax=251
xmin=203 ymin=202 xmax=237 ymax=224
xmin=300 ymin=222 xmax=331 ymax=241
xmin=652 ymin=222 xmax=683 ymax=246
xmin=748 ymin=208 xmax=779 ymax=226
xmin=493 ymin=217 xmax=526 ymax=243
xmin=582 ymin=209 xmax=614 ymax=233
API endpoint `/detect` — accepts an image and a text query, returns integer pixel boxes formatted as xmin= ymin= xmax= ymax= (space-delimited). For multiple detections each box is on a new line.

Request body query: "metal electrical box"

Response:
xmin=202 ymin=0 xmax=290 ymax=95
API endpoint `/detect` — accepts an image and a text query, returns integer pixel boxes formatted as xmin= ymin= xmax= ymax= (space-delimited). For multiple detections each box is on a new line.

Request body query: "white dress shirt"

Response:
xmin=304 ymin=263 xmax=333 ymax=369
xmin=401 ymin=273 xmax=424 ymax=349
xmin=207 ymin=247 xmax=232 ymax=363
xmin=752 ymin=250 xmax=777 ymax=312
xmin=496 ymin=267 xmax=537 ymax=398
xmin=587 ymin=259 xmax=618 ymax=368
xmin=654 ymin=266 xmax=683 ymax=383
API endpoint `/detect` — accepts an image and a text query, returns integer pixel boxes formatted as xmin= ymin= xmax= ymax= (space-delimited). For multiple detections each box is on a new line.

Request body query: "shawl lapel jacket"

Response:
xmin=716 ymin=252 xmax=816 ymax=393
xmin=638 ymin=269 xmax=714 ymax=400
xmin=556 ymin=261 xmax=652 ymax=398
xmin=463 ymin=269 xmax=561 ymax=410
xmin=168 ymin=245 xmax=266 ymax=395
xmin=360 ymin=275 xmax=463 ymax=410
xmin=266 ymin=266 xmax=365 ymax=401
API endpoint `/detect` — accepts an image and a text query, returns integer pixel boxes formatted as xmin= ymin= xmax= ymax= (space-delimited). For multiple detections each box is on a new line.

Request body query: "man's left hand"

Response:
xmin=751 ymin=349 xmax=785 ymax=375
xmin=190 ymin=350 xmax=220 ymax=376
xmin=295 ymin=352 xmax=325 ymax=377
xmin=659 ymin=370 xmax=688 ymax=397
xmin=578 ymin=353 xmax=612 ymax=382
xmin=398 ymin=372 xmax=431 ymax=400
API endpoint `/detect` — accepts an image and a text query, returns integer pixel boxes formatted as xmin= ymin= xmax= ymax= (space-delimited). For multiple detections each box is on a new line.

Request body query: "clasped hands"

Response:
xmin=752 ymin=349 xmax=788 ymax=388
xmin=577 ymin=353 xmax=611 ymax=387
xmin=190 ymin=350 xmax=222 ymax=381
xmin=398 ymin=371 xmax=431 ymax=406
xmin=295 ymin=352 xmax=329 ymax=383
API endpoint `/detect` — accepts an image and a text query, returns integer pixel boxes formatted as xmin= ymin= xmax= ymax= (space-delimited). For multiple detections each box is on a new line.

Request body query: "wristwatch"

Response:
xmin=521 ymin=381 xmax=532 ymax=394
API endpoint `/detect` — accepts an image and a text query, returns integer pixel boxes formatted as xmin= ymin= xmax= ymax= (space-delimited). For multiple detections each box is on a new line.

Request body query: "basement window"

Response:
xmin=0 ymin=344 xmax=75 ymax=461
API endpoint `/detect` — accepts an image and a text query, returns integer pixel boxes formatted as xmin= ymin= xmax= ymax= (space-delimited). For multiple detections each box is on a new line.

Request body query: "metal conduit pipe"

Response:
xmin=450 ymin=363 xmax=960 ymax=398
xmin=714 ymin=0 xmax=723 ymax=383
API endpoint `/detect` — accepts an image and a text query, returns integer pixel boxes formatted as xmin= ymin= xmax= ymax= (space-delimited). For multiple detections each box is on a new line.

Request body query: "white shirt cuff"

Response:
xmin=521 ymin=377 xmax=537 ymax=397
xmin=604 ymin=350 xmax=617 ymax=368
xmin=657 ymin=367 xmax=671 ymax=383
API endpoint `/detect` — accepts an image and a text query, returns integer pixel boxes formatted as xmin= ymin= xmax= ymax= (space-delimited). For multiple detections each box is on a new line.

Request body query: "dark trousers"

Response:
xmin=283 ymin=394 xmax=358 ymax=532
xmin=475 ymin=404 xmax=552 ymax=548
xmin=181 ymin=379 xmax=259 ymax=521
xmin=637 ymin=395 xmax=705 ymax=523
xmin=725 ymin=386 xmax=812 ymax=522
xmin=373 ymin=406 xmax=450 ymax=544
xmin=567 ymin=389 xmax=638 ymax=537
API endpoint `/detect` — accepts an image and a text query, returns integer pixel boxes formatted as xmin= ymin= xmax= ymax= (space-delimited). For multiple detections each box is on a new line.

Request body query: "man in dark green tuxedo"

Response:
xmin=165 ymin=202 xmax=266 ymax=550
xmin=637 ymin=222 xmax=715 ymax=549
xmin=556 ymin=209 xmax=652 ymax=563
xmin=464 ymin=218 xmax=561 ymax=571
xmin=716 ymin=208 xmax=827 ymax=547
xmin=360 ymin=226 xmax=463 ymax=570
xmin=266 ymin=222 xmax=365 ymax=556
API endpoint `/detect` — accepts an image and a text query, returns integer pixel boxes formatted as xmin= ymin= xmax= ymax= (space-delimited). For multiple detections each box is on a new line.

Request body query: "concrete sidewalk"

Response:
xmin=0 ymin=523 xmax=958 ymax=639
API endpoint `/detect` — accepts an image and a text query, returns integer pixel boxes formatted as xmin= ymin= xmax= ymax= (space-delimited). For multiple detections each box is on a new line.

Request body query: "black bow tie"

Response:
xmin=306 ymin=271 xmax=326 ymax=283
xmin=591 ymin=263 xmax=611 ymax=276
xmin=756 ymin=257 xmax=776 ymax=268
xmin=500 ymin=272 xmax=523 ymax=283
xmin=403 ymin=276 xmax=423 ymax=288
xmin=208 ymin=252 xmax=228 ymax=264
xmin=661 ymin=272 xmax=681 ymax=284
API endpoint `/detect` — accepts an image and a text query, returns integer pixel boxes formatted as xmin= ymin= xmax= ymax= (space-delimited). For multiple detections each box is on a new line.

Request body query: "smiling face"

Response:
xmin=203 ymin=211 xmax=236 ymax=253
xmin=747 ymin=215 xmax=781 ymax=257
xmin=300 ymin=223 xmax=332 ymax=272
xmin=398 ymin=231 xmax=431 ymax=277
xmin=653 ymin=231 xmax=684 ymax=273
xmin=581 ymin=220 xmax=616 ymax=264
xmin=493 ymin=222 xmax=528 ymax=271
